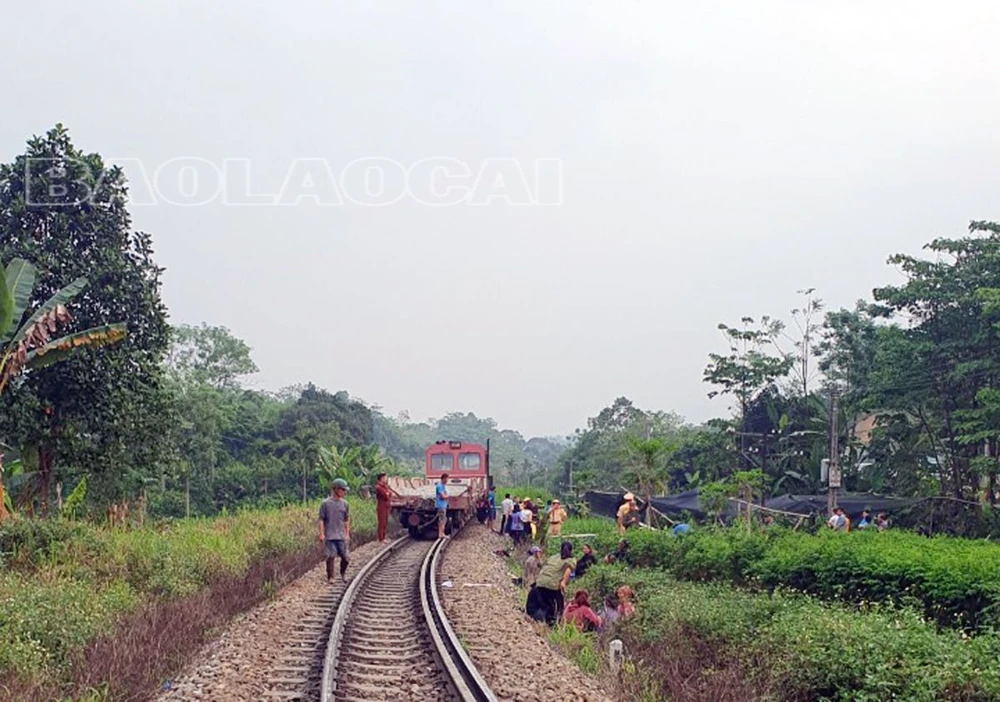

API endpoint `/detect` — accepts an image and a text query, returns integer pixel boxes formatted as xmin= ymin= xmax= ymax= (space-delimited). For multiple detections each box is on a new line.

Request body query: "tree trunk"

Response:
xmin=0 ymin=455 xmax=7 ymax=522
xmin=38 ymin=443 xmax=54 ymax=517
xmin=991 ymin=436 xmax=998 ymax=507
xmin=185 ymin=474 xmax=191 ymax=518
xmin=940 ymin=405 xmax=963 ymax=500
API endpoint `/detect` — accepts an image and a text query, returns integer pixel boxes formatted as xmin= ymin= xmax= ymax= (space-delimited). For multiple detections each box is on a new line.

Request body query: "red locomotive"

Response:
xmin=387 ymin=440 xmax=491 ymax=538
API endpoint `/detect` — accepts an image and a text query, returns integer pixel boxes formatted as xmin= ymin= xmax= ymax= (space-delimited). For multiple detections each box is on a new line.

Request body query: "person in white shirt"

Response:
xmin=520 ymin=505 xmax=534 ymax=541
xmin=500 ymin=494 xmax=514 ymax=534
xmin=827 ymin=507 xmax=848 ymax=532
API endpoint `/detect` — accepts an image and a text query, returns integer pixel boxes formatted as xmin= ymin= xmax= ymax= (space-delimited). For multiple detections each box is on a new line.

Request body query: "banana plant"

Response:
xmin=316 ymin=445 xmax=363 ymax=490
xmin=0 ymin=257 xmax=126 ymax=394
xmin=356 ymin=444 xmax=392 ymax=481
xmin=0 ymin=458 xmax=21 ymax=517
xmin=0 ymin=257 xmax=126 ymax=519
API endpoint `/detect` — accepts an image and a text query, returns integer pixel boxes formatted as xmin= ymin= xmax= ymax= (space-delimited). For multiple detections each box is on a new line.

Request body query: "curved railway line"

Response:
xmin=320 ymin=535 xmax=497 ymax=702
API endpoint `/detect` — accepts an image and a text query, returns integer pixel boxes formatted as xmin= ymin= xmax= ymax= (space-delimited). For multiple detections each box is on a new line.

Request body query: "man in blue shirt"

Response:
xmin=435 ymin=472 xmax=450 ymax=538
xmin=486 ymin=487 xmax=496 ymax=531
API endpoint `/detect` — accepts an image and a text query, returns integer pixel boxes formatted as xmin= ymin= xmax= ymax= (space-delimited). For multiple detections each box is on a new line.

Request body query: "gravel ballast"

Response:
xmin=155 ymin=538 xmax=386 ymax=701
xmin=438 ymin=524 xmax=617 ymax=702
xmin=155 ymin=524 xmax=618 ymax=702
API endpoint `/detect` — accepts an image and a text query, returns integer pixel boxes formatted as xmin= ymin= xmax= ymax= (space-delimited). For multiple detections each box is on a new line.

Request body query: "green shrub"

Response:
xmin=0 ymin=573 xmax=138 ymax=676
xmin=494 ymin=485 xmax=554 ymax=505
xmin=566 ymin=517 xmax=1000 ymax=632
xmin=0 ymin=518 xmax=97 ymax=570
xmin=577 ymin=565 xmax=1000 ymax=701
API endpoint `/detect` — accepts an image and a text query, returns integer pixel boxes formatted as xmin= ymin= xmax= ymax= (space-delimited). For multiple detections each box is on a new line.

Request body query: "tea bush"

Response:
xmin=562 ymin=517 xmax=1000 ymax=631
xmin=577 ymin=565 xmax=1000 ymax=701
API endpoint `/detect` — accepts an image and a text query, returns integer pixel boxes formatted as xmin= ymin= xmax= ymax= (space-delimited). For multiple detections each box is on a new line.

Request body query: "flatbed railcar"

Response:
xmin=387 ymin=440 xmax=492 ymax=538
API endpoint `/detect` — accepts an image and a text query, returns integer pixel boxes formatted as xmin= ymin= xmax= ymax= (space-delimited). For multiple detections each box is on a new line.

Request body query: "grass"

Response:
xmin=570 ymin=563 xmax=1000 ymax=701
xmin=547 ymin=623 xmax=600 ymax=674
xmin=0 ymin=498 xmax=376 ymax=701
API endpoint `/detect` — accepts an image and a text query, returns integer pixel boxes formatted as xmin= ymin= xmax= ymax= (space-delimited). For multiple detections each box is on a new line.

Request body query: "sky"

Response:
xmin=2 ymin=1 xmax=999 ymax=437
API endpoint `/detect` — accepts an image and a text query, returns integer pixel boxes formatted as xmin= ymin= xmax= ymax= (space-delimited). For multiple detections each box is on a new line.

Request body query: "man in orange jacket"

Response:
xmin=374 ymin=472 xmax=392 ymax=542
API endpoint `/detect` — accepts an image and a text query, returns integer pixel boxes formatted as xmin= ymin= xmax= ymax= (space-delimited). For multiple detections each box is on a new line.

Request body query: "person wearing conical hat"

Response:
xmin=617 ymin=492 xmax=638 ymax=536
xmin=547 ymin=499 xmax=567 ymax=537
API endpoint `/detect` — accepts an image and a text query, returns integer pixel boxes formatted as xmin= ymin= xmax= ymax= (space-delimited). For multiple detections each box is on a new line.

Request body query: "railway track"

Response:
xmin=321 ymin=535 xmax=497 ymax=702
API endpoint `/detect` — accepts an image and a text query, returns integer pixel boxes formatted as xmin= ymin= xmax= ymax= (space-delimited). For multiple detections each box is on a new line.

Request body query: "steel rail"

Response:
xmin=319 ymin=534 xmax=408 ymax=702
xmin=419 ymin=537 xmax=498 ymax=702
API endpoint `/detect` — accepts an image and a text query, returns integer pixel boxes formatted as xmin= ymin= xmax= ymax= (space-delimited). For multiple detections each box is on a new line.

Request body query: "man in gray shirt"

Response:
xmin=318 ymin=478 xmax=351 ymax=583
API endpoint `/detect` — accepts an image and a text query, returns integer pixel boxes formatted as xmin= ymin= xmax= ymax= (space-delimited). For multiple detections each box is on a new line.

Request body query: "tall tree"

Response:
xmin=785 ymin=288 xmax=825 ymax=397
xmin=0 ymin=126 xmax=169 ymax=513
xmin=622 ymin=436 xmax=674 ymax=525
xmin=0 ymin=257 xmax=125 ymax=519
xmin=868 ymin=221 xmax=1000 ymax=500
xmin=704 ymin=317 xmax=793 ymax=468
xmin=816 ymin=301 xmax=880 ymax=406
xmin=165 ymin=323 xmax=259 ymax=389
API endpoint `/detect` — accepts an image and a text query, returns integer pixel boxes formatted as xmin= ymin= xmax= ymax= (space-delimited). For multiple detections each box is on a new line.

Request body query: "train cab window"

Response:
xmin=430 ymin=453 xmax=454 ymax=471
xmin=458 ymin=452 xmax=481 ymax=471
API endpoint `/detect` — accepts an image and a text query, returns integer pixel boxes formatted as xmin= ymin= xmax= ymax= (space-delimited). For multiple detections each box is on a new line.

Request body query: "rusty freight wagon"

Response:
xmin=387 ymin=440 xmax=491 ymax=538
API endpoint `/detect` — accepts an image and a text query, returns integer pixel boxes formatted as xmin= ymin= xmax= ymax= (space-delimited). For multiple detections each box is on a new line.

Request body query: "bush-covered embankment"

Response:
xmin=574 ymin=565 xmax=1000 ymax=702
xmin=565 ymin=519 xmax=1000 ymax=631
xmin=0 ymin=500 xmax=375 ymax=701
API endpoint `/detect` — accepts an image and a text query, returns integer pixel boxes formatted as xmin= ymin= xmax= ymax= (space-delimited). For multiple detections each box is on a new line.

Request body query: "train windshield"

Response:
xmin=430 ymin=453 xmax=455 ymax=471
xmin=458 ymin=452 xmax=481 ymax=471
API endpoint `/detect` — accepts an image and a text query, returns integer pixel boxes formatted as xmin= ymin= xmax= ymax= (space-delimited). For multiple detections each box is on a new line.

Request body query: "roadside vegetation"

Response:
xmin=0 ymin=500 xmax=375 ymax=701
xmin=536 ymin=516 xmax=1000 ymax=700
xmin=493 ymin=485 xmax=553 ymax=505
xmin=562 ymin=520 xmax=1000 ymax=632
xmin=576 ymin=565 xmax=1000 ymax=702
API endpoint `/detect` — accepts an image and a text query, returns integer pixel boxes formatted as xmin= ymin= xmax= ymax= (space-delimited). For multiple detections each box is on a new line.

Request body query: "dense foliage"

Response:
xmin=560 ymin=519 xmax=1000 ymax=632
xmin=580 ymin=566 xmax=1000 ymax=702
xmin=0 ymin=499 xmax=375 ymax=693
xmin=543 ymin=515 xmax=1000 ymax=700
xmin=0 ymin=125 xmax=170 ymax=514
xmin=539 ymin=222 xmax=1000 ymax=525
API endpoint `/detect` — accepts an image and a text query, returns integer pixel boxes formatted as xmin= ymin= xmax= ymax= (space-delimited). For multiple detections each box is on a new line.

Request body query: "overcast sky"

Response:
xmin=3 ymin=1 xmax=999 ymax=437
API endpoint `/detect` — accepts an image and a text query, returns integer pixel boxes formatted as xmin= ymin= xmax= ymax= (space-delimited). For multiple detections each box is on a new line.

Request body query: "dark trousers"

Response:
xmin=500 ymin=514 xmax=508 ymax=533
xmin=535 ymin=586 xmax=564 ymax=625
xmin=526 ymin=585 xmax=546 ymax=621
xmin=377 ymin=503 xmax=390 ymax=541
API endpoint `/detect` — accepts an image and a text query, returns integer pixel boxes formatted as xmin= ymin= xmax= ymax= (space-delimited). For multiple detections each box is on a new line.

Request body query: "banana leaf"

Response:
xmin=25 ymin=323 xmax=127 ymax=369
xmin=0 ymin=265 xmax=9 ymax=340
xmin=10 ymin=276 xmax=87 ymax=346
xmin=1 ymin=259 xmax=36 ymax=343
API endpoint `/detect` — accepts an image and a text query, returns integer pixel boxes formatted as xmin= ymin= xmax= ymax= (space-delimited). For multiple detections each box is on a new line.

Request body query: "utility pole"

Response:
xmin=827 ymin=391 xmax=840 ymax=514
